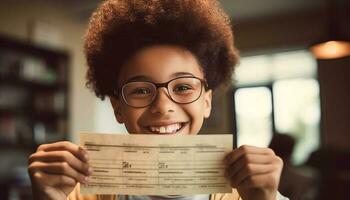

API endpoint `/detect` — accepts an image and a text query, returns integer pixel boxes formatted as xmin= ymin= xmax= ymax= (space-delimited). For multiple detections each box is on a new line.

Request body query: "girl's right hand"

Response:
xmin=28 ymin=141 xmax=92 ymax=200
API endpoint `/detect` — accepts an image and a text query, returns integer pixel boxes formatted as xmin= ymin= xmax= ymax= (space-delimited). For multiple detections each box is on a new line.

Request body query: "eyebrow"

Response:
xmin=125 ymin=72 xmax=195 ymax=83
xmin=171 ymin=72 xmax=195 ymax=78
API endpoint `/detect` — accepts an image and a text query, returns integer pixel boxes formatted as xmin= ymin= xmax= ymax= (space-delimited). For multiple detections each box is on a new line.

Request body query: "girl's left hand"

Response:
xmin=224 ymin=145 xmax=283 ymax=200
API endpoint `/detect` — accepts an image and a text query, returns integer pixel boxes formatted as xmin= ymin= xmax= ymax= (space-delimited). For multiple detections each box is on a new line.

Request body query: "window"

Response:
xmin=235 ymin=87 xmax=273 ymax=147
xmin=273 ymin=79 xmax=320 ymax=164
xmin=234 ymin=50 xmax=320 ymax=165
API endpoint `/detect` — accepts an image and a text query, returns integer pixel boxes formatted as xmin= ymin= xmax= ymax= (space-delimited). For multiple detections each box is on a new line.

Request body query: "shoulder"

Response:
xmin=67 ymin=183 xmax=117 ymax=200
xmin=211 ymin=189 xmax=241 ymax=200
xmin=67 ymin=185 xmax=244 ymax=200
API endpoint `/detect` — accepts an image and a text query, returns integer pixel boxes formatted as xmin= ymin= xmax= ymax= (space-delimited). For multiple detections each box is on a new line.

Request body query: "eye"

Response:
xmin=173 ymin=84 xmax=193 ymax=92
xmin=131 ymin=88 xmax=151 ymax=95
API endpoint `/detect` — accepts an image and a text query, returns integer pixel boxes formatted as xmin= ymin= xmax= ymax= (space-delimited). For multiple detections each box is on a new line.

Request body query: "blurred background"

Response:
xmin=0 ymin=0 xmax=349 ymax=199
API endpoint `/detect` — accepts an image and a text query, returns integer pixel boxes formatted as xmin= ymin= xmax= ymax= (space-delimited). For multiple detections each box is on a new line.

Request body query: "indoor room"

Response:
xmin=0 ymin=0 xmax=349 ymax=199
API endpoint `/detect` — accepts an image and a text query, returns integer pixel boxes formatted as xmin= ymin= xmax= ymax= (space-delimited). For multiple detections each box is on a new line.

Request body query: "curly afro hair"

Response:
xmin=84 ymin=0 xmax=239 ymax=100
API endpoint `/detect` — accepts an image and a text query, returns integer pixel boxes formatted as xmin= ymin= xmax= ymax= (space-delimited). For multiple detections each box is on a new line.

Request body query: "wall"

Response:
xmin=318 ymin=57 xmax=350 ymax=151
xmin=233 ymin=5 xmax=350 ymax=54
xmin=233 ymin=10 xmax=325 ymax=54
xmin=0 ymin=0 xmax=126 ymax=143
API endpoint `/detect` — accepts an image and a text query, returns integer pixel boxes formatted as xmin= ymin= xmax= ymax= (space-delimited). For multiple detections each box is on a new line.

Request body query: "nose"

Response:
xmin=149 ymin=87 xmax=175 ymax=114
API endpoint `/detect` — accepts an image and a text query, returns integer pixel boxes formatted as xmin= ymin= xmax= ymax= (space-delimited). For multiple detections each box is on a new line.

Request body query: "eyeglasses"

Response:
xmin=114 ymin=77 xmax=209 ymax=108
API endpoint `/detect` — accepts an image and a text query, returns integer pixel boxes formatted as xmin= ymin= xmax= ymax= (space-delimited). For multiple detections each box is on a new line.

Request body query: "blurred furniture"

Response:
xmin=307 ymin=148 xmax=350 ymax=200
xmin=0 ymin=34 xmax=70 ymax=200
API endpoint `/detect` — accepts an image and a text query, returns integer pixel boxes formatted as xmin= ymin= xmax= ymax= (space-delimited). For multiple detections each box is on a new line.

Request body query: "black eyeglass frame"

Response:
xmin=113 ymin=76 xmax=209 ymax=108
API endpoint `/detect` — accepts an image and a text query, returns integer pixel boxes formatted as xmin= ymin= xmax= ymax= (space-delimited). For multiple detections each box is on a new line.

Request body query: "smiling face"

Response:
xmin=110 ymin=45 xmax=212 ymax=135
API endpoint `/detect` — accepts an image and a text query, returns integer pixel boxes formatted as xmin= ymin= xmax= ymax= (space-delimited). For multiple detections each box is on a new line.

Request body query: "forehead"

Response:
xmin=119 ymin=45 xmax=204 ymax=84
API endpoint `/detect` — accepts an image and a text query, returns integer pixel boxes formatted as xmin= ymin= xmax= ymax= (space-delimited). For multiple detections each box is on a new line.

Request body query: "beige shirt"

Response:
xmin=66 ymin=184 xmax=242 ymax=200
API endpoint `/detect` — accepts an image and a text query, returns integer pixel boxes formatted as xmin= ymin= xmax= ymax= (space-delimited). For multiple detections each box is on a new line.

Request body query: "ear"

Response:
xmin=109 ymin=96 xmax=124 ymax=124
xmin=203 ymin=89 xmax=212 ymax=118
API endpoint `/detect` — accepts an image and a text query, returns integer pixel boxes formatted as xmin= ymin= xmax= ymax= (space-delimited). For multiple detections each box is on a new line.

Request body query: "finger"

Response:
xmin=235 ymin=156 xmax=283 ymax=187
xmin=31 ymin=171 xmax=77 ymax=187
xmin=225 ymin=159 xmax=245 ymax=184
xmin=225 ymin=145 xmax=275 ymax=165
xmin=232 ymin=163 xmax=276 ymax=187
xmin=29 ymin=151 xmax=92 ymax=176
xmin=240 ymin=172 xmax=279 ymax=189
xmin=225 ymin=153 xmax=276 ymax=178
xmin=37 ymin=141 xmax=89 ymax=162
xmin=29 ymin=161 xmax=89 ymax=184
xmin=234 ymin=153 xmax=275 ymax=166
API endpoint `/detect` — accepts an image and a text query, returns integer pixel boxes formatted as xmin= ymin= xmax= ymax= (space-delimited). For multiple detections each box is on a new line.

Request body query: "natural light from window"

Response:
xmin=234 ymin=50 xmax=320 ymax=165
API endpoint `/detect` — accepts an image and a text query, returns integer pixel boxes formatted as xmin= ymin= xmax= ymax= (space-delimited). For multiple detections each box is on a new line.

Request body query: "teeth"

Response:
xmin=148 ymin=123 xmax=182 ymax=134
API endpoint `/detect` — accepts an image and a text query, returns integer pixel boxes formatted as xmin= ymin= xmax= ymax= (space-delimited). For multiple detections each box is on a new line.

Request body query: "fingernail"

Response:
xmin=88 ymin=167 xmax=93 ymax=174
xmin=84 ymin=153 xmax=89 ymax=161
xmin=84 ymin=176 xmax=89 ymax=183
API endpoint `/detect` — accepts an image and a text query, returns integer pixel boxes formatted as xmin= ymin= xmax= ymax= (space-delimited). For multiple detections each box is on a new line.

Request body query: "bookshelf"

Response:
xmin=0 ymin=34 xmax=70 ymax=199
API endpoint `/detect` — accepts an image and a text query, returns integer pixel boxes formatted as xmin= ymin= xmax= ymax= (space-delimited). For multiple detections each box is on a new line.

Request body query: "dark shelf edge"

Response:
xmin=0 ymin=33 xmax=69 ymax=59
xmin=0 ymin=76 xmax=67 ymax=90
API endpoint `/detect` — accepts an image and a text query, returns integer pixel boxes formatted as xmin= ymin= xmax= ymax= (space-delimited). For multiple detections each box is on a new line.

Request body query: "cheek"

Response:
xmin=184 ymin=102 xmax=204 ymax=118
xmin=120 ymin=108 xmax=144 ymax=129
xmin=193 ymin=97 xmax=208 ymax=117
xmin=184 ymin=99 xmax=207 ymax=132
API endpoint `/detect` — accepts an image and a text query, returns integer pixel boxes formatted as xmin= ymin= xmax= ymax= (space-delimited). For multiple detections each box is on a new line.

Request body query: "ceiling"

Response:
xmin=220 ymin=0 xmax=326 ymax=21
xmin=63 ymin=0 xmax=328 ymax=22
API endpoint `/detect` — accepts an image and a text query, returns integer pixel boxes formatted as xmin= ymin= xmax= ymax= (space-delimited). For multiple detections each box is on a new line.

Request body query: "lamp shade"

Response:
xmin=309 ymin=0 xmax=350 ymax=59
xmin=310 ymin=40 xmax=350 ymax=59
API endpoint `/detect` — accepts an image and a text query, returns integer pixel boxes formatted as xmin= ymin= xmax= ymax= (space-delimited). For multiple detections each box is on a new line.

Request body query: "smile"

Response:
xmin=147 ymin=123 xmax=186 ymax=134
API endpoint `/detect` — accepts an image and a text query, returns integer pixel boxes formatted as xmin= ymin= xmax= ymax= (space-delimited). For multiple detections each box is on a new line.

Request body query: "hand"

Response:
xmin=28 ymin=141 xmax=92 ymax=200
xmin=224 ymin=145 xmax=283 ymax=200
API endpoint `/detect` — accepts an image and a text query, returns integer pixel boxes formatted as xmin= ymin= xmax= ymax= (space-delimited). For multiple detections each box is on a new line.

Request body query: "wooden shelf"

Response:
xmin=0 ymin=75 xmax=67 ymax=90
xmin=0 ymin=35 xmax=70 ymax=158
xmin=0 ymin=107 xmax=67 ymax=117
xmin=0 ymin=33 xmax=68 ymax=61
xmin=0 ymin=142 xmax=37 ymax=151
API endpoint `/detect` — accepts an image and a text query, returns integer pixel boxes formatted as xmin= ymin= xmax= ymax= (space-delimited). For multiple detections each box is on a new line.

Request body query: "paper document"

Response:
xmin=80 ymin=133 xmax=233 ymax=195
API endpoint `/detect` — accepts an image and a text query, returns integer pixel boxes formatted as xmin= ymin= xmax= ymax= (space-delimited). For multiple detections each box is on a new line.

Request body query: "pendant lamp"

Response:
xmin=310 ymin=0 xmax=350 ymax=59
